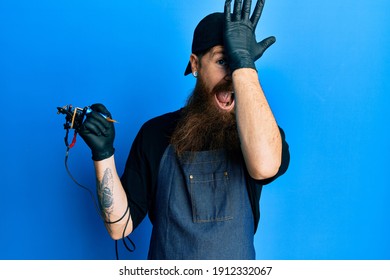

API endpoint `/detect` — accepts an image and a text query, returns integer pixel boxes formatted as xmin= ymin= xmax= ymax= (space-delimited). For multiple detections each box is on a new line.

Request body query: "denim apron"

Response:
xmin=147 ymin=145 xmax=255 ymax=260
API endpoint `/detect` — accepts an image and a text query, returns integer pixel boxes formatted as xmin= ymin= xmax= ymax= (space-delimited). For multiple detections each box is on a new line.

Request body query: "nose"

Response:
xmin=224 ymin=67 xmax=232 ymax=81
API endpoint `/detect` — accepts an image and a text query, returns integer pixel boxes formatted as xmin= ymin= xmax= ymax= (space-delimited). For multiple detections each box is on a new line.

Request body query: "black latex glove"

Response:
xmin=224 ymin=0 xmax=275 ymax=72
xmin=77 ymin=103 xmax=115 ymax=161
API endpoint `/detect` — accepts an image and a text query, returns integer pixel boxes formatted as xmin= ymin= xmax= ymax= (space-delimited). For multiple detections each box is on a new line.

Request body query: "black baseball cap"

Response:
xmin=184 ymin=12 xmax=225 ymax=76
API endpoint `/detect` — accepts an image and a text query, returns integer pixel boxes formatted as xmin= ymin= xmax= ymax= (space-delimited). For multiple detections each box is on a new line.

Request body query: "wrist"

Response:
xmin=93 ymin=154 xmax=117 ymax=175
xmin=232 ymin=67 xmax=259 ymax=81
xmin=92 ymin=147 xmax=115 ymax=161
xmin=228 ymin=51 xmax=256 ymax=73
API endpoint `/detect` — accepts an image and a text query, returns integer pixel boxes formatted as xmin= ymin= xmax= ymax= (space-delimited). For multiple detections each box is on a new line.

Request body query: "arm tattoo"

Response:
xmin=97 ymin=168 xmax=114 ymax=221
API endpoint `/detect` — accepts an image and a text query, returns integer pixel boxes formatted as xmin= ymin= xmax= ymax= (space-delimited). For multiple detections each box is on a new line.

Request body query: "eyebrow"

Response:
xmin=211 ymin=49 xmax=225 ymax=58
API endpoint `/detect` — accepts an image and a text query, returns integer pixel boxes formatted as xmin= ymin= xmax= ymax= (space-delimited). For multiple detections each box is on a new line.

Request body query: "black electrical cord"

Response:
xmin=115 ymin=209 xmax=136 ymax=259
xmin=64 ymin=144 xmax=136 ymax=259
xmin=58 ymin=106 xmax=136 ymax=259
xmin=65 ymin=147 xmax=101 ymax=217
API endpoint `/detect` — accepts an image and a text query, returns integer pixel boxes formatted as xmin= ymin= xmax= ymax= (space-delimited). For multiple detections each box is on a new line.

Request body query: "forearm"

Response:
xmin=233 ymin=68 xmax=282 ymax=179
xmin=94 ymin=155 xmax=133 ymax=240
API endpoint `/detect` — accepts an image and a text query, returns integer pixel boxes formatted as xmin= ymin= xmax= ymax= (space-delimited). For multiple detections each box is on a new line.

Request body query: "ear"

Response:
xmin=189 ymin=54 xmax=200 ymax=74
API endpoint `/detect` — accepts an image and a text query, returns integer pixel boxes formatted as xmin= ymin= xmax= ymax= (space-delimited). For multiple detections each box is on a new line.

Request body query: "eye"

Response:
xmin=217 ymin=59 xmax=227 ymax=66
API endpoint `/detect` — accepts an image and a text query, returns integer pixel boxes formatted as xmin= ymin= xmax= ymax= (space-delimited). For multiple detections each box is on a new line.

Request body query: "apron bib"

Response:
xmin=148 ymin=145 xmax=255 ymax=259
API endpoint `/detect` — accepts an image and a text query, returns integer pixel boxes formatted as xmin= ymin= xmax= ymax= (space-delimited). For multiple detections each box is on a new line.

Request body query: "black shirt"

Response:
xmin=120 ymin=109 xmax=290 ymax=232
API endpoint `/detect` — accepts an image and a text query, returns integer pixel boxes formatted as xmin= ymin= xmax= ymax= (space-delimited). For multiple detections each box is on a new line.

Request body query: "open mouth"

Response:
xmin=215 ymin=91 xmax=235 ymax=111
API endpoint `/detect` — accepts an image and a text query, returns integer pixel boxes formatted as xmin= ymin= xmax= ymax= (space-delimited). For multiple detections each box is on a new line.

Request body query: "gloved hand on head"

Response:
xmin=223 ymin=0 xmax=275 ymax=73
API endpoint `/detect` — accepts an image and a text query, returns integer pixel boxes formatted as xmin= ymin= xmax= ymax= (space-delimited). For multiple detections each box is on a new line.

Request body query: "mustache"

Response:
xmin=210 ymin=79 xmax=234 ymax=95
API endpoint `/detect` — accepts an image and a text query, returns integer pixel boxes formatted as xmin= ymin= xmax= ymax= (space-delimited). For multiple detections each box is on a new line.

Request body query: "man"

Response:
xmin=78 ymin=0 xmax=289 ymax=259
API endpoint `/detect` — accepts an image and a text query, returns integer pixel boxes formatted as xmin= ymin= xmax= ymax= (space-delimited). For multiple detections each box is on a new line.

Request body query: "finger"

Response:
xmin=90 ymin=103 xmax=112 ymax=118
xmin=242 ymin=0 xmax=252 ymax=20
xmin=76 ymin=122 xmax=91 ymax=135
xmin=260 ymin=35 xmax=276 ymax=50
xmin=233 ymin=0 xmax=242 ymax=21
xmin=254 ymin=36 xmax=276 ymax=61
xmin=250 ymin=0 xmax=265 ymax=29
xmin=86 ymin=113 xmax=110 ymax=134
xmin=224 ymin=0 xmax=232 ymax=22
xmin=83 ymin=120 xmax=104 ymax=136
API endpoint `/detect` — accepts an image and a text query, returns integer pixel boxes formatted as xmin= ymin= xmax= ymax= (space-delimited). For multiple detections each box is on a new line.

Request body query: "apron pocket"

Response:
xmin=187 ymin=171 xmax=233 ymax=223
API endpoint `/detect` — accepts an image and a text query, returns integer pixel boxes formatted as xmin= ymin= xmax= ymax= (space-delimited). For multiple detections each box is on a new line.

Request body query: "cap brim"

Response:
xmin=184 ymin=61 xmax=192 ymax=76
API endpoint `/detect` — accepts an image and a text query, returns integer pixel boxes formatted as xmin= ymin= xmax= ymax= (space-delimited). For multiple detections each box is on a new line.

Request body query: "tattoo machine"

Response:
xmin=56 ymin=104 xmax=117 ymax=149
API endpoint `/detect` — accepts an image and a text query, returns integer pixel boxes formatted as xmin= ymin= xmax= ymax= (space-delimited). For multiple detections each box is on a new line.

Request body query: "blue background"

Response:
xmin=1 ymin=0 xmax=389 ymax=260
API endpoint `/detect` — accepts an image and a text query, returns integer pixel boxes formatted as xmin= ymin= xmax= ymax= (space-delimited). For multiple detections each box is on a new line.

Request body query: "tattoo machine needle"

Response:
xmin=85 ymin=107 xmax=118 ymax=123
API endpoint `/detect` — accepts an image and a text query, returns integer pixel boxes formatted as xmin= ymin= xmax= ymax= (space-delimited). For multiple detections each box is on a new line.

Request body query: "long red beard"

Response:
xmin=170 ymin=76 xmax=240 ymax=156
